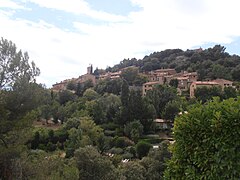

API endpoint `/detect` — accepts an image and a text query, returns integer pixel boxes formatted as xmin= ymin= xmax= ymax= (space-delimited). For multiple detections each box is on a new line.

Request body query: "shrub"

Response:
xmin=165 ymin=98 xmax=240 ymax=179
xmin=108 ymin=147 xmax=124 ymax=155
xmin=136 ymin=141 xmax=152 ymax=159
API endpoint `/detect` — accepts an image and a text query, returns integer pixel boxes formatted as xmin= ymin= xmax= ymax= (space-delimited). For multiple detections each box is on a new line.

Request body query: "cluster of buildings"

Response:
xmin=52 ymin=65 xmax=234 ymax=98
xmin=52 ymin=65 xmax=122 ymax=92
xmin=142 ymin=68 xmax=234 ymax=98
xmin=142 ymin=69 xmax=198 ymax=96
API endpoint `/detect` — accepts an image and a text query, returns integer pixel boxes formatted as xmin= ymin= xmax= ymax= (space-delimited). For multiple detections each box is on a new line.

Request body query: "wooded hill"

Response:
xmin=106 ymin=45 xmax=240 ymax=82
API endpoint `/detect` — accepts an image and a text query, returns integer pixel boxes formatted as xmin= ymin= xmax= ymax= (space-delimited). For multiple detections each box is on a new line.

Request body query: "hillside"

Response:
xmin=106 ymin=45 xmax=240 ymax=81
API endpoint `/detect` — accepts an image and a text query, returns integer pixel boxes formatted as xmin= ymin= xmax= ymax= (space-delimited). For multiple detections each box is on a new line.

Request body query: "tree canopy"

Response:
xmin=165 ymin=97 xmax=240 ymax=179
xmin=0 ymin=38 xmax=40 ymax=89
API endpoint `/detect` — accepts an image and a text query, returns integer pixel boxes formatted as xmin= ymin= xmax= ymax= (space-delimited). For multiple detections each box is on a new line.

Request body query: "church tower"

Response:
xmin=87 ymin=64 xmax=93 ymax=74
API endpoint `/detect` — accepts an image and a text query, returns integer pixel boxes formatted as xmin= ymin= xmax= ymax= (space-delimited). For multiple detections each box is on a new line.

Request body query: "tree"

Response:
xmin=124 ymin=120 xmax=144 ymax=143
xmin=231 ymin=65 xmax=240 ymax=81
xmin=0 ymin=38 xmax=41 ymax=179
xmin=165 ymin=98 xmax=240 ymax=179
xmin=75 ymin=146 xmax=116 ymax=180
xmin=146 ymin=85 xmax=178 ymax=117
xmin=0 ymin=37 xmax=40 ymax=89
xmin=223 ymin=86 xmax=237 ymax=99
xmin=66 ymin=80 xmax=76 ymax=91
xmin=83 ymin=88 xmax=99 ymax=101
xmin=58 ymin=90 xmax=77 ymax=105
xmin=140 ymin=140 xmax=171 ymax=180
xmin=119 ymin=80 xmax=130 ymax=125
xmin=169 ymin=79 xmax=178 ymax=88
xmin=121 ymin=79 xmax=129 ymax=107
xmin=194 ymin=86 xmax=222 ymax=103
xmin=161 ymin=101 xmax=180 ymax=121
xmin=136 ymin=141 xmax=152 ymax=159
xmin=79 ymin=117 xmax=104 ymax=146
xmin=119 ymin=161 xmax=146 ymax=180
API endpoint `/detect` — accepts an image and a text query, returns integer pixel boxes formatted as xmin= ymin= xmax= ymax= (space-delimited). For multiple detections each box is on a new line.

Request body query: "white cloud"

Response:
xmin=1 ymin=0 xmax=240 ymax=87
xmin=0 ymin=0 xmax=27 ymax=9
xmin=27 ymin=0 xmax=128 ymax=22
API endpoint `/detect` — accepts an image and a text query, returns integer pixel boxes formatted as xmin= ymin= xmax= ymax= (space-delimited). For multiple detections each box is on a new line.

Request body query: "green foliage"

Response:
xmin=58 ymin=90 xmax=77 ymax=105
xmin=0 ymin=111 xmax=37 ymax=179
xmin=109 ymin=147 xmax=124 ymax=155
xmin=63 ymin=117 xmax=80 ymax=130
xmin=112 ymin=136 xmax=133 ymax=149
xmin=194 ymin=86 xmax=222 ymax=102
xmin=66 ymin=128 xmax=82 ymax=149
xmin=161 ymin=100 xmax=180 ymax=121
xmin=136 ymin=141 xmax=152 ymax=159
xmin=140 ymin=140 xmax=171 ymax=180
xmin=95 ymin=78 xmax=123 ymax=95
xmin=121 ymin=66 xmax=139 ymax=86
xmin=66 ymin=80 xmax=76 ymax=91
xmin=119 ymin=161 xmax=146 ymax=180
xmin=223 ymin=86 xmax=237 ymax=99
xmin=83 ymin=88 xmax=99 ymax=101
xmin=79 ymin=116 xmax=104 ymax=146
xmin=0 ymin=37 xmax=40 ymax=89
xmin=86 ymin=93 xmax=121 ymax=124
xmin=21 ymin=150 xmax=79 ymax=180
xmin=124 ymin=120 xmax=144 ymax=142
xmin=121 ymin=79 xmax=129 ymax=107
xmin=108 ymin=45 xmax=240 ymax=81
xmin=169 ymin=79 xmax=178 ymax=88
xmin=165 ymin=97 xmax=240 ymax=179
xmin=75 ymin=146 xmax=117 ymax=180
xmin=146 ymin=85 xmax=178 ymax=117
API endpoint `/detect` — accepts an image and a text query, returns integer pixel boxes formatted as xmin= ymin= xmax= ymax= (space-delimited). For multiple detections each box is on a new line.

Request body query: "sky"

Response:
xmin=1 ymin=0 xmax=240 ymax=87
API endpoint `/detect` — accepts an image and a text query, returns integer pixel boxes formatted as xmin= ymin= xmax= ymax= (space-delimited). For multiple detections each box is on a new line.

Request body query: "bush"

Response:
xmin=113 ymin=136 xmax=134 ymax=148
xmin=114 ymin=137 xmax=126 ymax=148
xmin=136 ymin=141 xmax=152 ymax=159
xmin=65 ymin=148 xmax=75 ymax=158
xmin=104 ymin=130 xmax=115 ymax=136
xmin=100 ymin=122 xmax=119 ymax=130
xmin=165 ymin=98 xmax=240 ymax=179
xmin=122 ymin=152 xmax=134 ymax=159
xmin=46 ymin=142 xmax=56 ymax=152
xmin=108 ymin=147 xmax=124 ymax=155
xmin=124 ymin=120 xmax=143 ymax=142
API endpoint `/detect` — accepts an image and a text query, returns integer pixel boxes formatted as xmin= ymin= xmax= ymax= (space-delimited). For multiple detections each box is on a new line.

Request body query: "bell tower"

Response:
xmin=87 ymin=64 xmax=93 ymax=74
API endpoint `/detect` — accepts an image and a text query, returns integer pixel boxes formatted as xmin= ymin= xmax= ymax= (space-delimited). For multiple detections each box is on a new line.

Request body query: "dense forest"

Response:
xmin=0 ymin=38 xmax=240 ymax=179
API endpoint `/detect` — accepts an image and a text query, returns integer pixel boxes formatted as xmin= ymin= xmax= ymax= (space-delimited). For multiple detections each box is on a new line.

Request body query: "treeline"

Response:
xmin=106 ymin=45 xmax=240 ymax=82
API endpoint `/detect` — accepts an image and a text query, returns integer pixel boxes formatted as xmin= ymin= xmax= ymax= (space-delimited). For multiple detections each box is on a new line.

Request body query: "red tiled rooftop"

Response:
xmin=193 ymin=81 xmax=219 ymax=85
xmin=143 ymin=81 xmax=161 ymax=85
xmin=213 ymin=79 xmax=233 ymax=84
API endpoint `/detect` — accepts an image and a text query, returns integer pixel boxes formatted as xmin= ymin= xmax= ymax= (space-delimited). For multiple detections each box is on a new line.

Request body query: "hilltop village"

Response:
xmin=52 ymin=65 xmax=234 ymax=98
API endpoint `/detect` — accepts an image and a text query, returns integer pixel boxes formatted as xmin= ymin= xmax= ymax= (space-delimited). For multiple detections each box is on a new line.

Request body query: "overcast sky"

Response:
xmin=1 ymin=0 xmax=240 ymax=87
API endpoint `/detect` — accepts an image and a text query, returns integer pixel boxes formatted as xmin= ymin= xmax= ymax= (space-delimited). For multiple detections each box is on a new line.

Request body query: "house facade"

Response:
xmin=190 ymin=79 xmax=234 ymax=98
xmin=213 ymin=79 xmax=233 ymax=90
xmin=190 ymin=81 xmax=220 ymax=98
xmin=142 ymin=81 xmax=161 ymax=96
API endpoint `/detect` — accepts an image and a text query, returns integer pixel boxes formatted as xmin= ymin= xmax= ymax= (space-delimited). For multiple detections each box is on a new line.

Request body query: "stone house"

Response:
xmin=189 ymin=81 xmax=220 ymax=98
